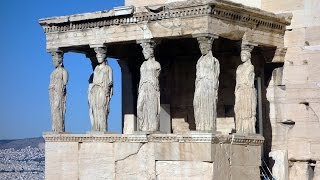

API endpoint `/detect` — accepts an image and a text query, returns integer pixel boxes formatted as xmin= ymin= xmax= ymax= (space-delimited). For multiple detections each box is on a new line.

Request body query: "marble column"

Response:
xmin=88 ymin=45 xmax=113 ymax=132
xmin=234 ymin=41 xmax=257 ymax=134
xmin=49 ymin=49 xmax=68 ymax=133
xmin=193 ymin=34 xmax=220 ymax=132
xmin=86 ymin=52 xmax=99 ymax=131
xmin=136 ymin=39 xmax=161 ymax=132
xmin=118 ymin=59 xmax=136 ymax=134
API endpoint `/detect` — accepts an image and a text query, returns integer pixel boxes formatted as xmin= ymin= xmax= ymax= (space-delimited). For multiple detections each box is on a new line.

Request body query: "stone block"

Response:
xmin=305 ymin=26 xmax=320 ymax=46
xmin=79 ymin=143 xmax=114 ymax=180
xmin=288 ymin=138 xmax=311 ymax=160
xmin=230 ymin=145 xmax=261 ymax=166
xmin=216 ymin=117 xmax=235 ymax=134
xmin=289 ymin=161 xmax=310 ymax=180
xmin=214 ymin=144 xmax=231 ymax=180
xmin=266 ymin=86 xmax=286 ymax=103
xmin=115 ymin=142 xmax=156 ymax=180
xmin=172 ymin=118 xmax=190 ymax=134
xmin=156 ymin=161 xmax=214 ymax=180
xmin=283 ymin=104 xmax=309 ymax=122
xmin=283 ymin=64 xmax=309 ymax=85
xmin=268 ymin=103 xmax=285 ymax=121
xmin=285 ymin=9 xmax=320 ymax=29
xmin=284 ymin=47 xmax=304 ymax=64
xmin=311 ymin=142 xmax=320 ymax=160
xmin=155 ymin=142 xmax=214 ymax=161
xmin=230 ymin=166 xmax=260 ymax=180
xmin=114 ymin=142 xmax=143 ymax=161
xmin=288 ymin=121 xmax=320 ymax=139
xmin=285 ymin=87 xmax=320 ymax=101
xmin=122 ymin=114 xmax=135 ymax=134
xmin=284 ymin=28 xmax=305 ymax=48
xmin=45 ymin=142 xmax=79 ymax=180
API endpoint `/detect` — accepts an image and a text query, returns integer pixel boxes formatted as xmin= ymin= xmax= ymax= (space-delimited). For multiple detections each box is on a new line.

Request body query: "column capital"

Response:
xmin=48 ymin=48 xmax=64 ymax=56
xmin=136 ymin=39 xmax=159 ymax=47
xmin=89 ymin=44 xmax=107 ymax=48
xmin=241 ymin=41 xmax=257 ymax=53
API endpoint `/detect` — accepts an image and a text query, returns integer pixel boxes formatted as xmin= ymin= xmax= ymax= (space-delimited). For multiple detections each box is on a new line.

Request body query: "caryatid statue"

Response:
xmin=49 ymin=50 xmax=68 ymax=133
xmin=234 ymin=42 xmax=257 ymax=134
xmin=88 ymin=47 xmax=113 ymax=132
xmin=137 ymin=40 xmax=161 ymax=132
xmin=193 ymin=36 xmax=220 ymax=131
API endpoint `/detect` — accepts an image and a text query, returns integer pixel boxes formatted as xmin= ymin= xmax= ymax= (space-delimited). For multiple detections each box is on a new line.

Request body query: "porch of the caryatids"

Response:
xmin=137 ymin=39 xmax=161 ymax=132
xmin=193 ymin=34 xmax=220 ymax=132
xmin=88 ymin=45 xmax=113 ymax=132
xmin=49 ymin=49 xmax=68 ymax=133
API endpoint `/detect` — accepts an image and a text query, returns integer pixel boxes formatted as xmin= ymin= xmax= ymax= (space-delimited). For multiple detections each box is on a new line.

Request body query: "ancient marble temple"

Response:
xmin=39 ymin=0 xmax=302 ymax=179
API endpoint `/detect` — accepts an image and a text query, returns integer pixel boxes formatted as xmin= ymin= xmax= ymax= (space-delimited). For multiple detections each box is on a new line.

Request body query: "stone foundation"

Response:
xmin=44 ymin=133 xmax=263 ymax=180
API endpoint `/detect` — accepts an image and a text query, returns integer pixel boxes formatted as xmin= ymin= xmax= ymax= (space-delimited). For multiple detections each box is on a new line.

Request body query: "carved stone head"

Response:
xmin=197 ymin=37 xmax=213 ymax=55
xmin=94 ymin=47 xmax=107 ymax=64
xmin=241 ymin=43 xmax=254 ymax=62
xmin=51 ymin=51 xmax=64 ymax=68
xmin=140 ymin=41 xmax=156 ymax=60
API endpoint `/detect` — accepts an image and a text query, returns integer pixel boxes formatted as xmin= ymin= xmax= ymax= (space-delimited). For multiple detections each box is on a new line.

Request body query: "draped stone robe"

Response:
xmin=137 ymin=58 xmax=161 ymax=132
xmin=234 ymin=61 xmax=257 ymax=133
xmin=193 ymin=51 xmax=220 ymax=131
xmin=49 ymin=66 xmax=68 ymax=132
xmin=89 ymin=63 xmax=113 ymax=132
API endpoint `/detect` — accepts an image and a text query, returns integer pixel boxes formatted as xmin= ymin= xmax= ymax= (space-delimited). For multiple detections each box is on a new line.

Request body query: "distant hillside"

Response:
xmin=0 ymin=137 xmax=44 ymax=150
xmin=0 ymin=137 xmax=45 ymax=180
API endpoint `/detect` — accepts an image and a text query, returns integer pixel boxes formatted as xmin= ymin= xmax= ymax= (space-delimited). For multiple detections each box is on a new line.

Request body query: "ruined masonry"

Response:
xmin=39 ymin=0 xmax=320 ymax=179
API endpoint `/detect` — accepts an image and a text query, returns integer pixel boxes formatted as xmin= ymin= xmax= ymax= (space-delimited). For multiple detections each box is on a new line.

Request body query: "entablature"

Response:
xmin=39 ymin=0 xmax=291 ymax=51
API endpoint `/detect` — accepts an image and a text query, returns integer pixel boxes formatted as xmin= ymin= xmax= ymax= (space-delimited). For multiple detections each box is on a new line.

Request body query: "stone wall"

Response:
xmin=44 ymin=133 xmax=263 ymax=180
xmin=261 ymin=0 xmax=320 ymax=179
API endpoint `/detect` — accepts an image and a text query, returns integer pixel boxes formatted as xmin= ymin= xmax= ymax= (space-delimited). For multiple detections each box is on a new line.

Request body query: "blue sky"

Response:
xmin=0 ymin=0 xmax=125 ymax=139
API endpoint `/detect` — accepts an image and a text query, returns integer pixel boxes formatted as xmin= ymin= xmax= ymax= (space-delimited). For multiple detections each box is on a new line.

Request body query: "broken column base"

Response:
xmin=43 ymin=133 xmax=264 ymax=180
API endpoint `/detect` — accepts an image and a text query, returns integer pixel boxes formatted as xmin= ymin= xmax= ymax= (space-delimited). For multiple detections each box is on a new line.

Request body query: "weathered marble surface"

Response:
xmin=216 ymin=117 xmax=235 ymax=134
xmin=44 ymin=133 xmax=264 ymax=180
xmin=49 ymin=51 xmax=68 ymax=133
xmin=137 ymin=40 xmax=161 ymax=132
xmin=156 ymin=161 xmax=213 ymax=180
xmin=88 ymin=47 xmax=113 ymax=132
xmin=269 ymin=150 xmax=288 ymax=180
xmin=234 ymin=42 xmax=257 ymax=134
xmin=289 ymin=161 xmax=310 ymax=180
xmin=193 ymin=36 xmax=220 ymax=131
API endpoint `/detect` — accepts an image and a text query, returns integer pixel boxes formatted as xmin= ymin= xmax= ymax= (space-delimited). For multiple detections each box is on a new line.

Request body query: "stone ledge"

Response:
xmin=43 ymin=133 xmax=264 ymax=145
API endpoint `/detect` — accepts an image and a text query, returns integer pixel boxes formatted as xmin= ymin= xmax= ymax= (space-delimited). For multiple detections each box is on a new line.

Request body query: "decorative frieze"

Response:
xmin=43 ymin=133 xmax=264 ymax=145
xmin=40 ymin=2 xmax=289 ymax=34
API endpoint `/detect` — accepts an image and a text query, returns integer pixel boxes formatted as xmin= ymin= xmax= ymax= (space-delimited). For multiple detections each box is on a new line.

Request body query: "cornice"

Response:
xmin=39 ymin=1 xmax=290 ymax=35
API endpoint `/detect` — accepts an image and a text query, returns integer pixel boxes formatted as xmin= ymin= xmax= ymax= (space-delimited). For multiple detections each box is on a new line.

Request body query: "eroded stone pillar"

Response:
xmin=136 ymin=39 xmax=161 ymax=132
xmin=269 ymin=150 xmax=288 ymax=180
xmin=49 ymin=49 xmax=68 ymax=133
xmin=118 ymin=59 xmax=136 ymax=134
xmin=193 ymin=34 xmax=220 ymax=132
xmin=88 ymin=45 xmax=113 ymax=132
xmin=234 ymin=41 xmax=257 ymax=134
